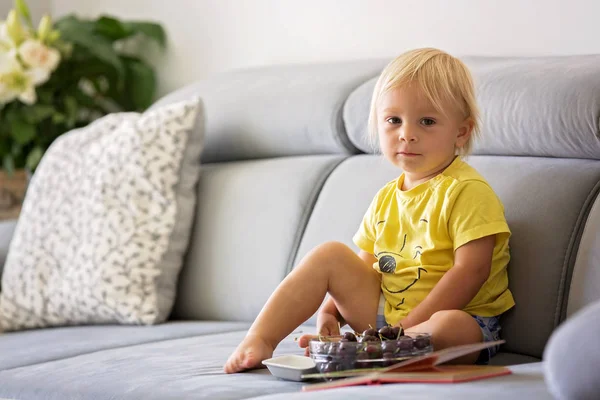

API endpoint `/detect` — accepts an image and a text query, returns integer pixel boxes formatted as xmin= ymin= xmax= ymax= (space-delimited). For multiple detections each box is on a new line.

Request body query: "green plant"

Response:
xmin=0 ymin=0 xmax=166 ymax=174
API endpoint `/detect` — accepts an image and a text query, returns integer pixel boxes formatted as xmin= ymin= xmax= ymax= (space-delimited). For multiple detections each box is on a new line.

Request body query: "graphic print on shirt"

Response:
xmin=375 ymin=218 xmax=429 ymax=308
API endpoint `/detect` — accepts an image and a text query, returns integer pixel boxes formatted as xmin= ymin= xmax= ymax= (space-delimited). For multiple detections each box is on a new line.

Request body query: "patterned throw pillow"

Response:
xmin=0 ymin=98 xmax=203 ymax=331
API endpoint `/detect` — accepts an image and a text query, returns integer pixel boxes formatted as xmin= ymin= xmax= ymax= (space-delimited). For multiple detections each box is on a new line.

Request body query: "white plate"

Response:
xmin=262 ymin=354 xmax=317 ymax=381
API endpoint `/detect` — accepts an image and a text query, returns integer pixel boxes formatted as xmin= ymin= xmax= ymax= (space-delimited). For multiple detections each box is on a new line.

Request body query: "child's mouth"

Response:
xmin=398 ymin=152 xmax=420 ymax=157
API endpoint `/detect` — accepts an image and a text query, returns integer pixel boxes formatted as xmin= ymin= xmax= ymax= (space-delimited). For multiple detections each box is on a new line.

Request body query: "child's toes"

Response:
xmin=224 ymin=352 xmax=244 ymax=373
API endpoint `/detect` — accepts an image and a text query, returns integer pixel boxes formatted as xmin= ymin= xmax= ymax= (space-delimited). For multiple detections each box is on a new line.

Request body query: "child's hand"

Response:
xmin=317 ymin=311 xmax=342 ymax=337
xmin=297 ymin=312 xmax=341 ymax=356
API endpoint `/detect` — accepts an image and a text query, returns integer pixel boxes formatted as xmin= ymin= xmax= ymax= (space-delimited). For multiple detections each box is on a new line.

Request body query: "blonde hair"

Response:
xmin=368 ymin=48 xmax=480 ymax=156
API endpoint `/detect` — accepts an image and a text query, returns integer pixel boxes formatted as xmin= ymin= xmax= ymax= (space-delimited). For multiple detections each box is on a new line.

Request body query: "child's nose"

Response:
xmin=399 ymin=125 xmax=418 ymax=142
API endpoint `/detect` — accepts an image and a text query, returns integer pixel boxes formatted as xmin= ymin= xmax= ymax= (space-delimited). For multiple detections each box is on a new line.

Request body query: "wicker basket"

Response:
xmin=0 ymin=170 xmax=28 ymax=221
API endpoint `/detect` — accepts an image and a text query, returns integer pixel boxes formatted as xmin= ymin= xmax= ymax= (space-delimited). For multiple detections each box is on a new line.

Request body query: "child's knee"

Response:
xmin=430 ymin=309 xmax=467 ymax=323
xmin=300 ymin=241 xmax=362 ymax=277
xmin=430 ymin=310 xmax=481 ymax=336
xmin=310 ymin=241 xmax=349 ymax=258
xmin=310 ymin=241 xmax=359 ymax=266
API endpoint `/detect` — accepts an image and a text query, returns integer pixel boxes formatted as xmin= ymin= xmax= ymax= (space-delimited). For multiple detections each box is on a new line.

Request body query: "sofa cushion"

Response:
xmin=0 ymin=325 xmax=552 ymax=400
xmin=0 ymin=98 xmax=203 ymax=331
xmin=0 ymin=320 xmax=249 ymax=370
xmin=544 ymin=299 xmax=600 ymax=400
xmin=490 ymin=353 xmax=540 ymax=366
xmin=173 ymin=155 xmax=346 ymax=322
xmin=344 ymin=55 xmax=600 ymax=159
xmin=151 ymin=60 xmax=388 ymax=163
xmin=0 ymin=326 xmax=308 ymax=400
xmin=294 ymin=155 xmax=600 ymax=358
xmin=566 ymin=195 xmax=600 ymax=317
xmin=255 ymin=363 xmax=551 ymax=400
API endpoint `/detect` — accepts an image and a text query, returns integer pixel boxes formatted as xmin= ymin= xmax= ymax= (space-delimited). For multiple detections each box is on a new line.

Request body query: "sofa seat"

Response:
xmin=255 ymin=363 xmax=552 ymax=400
xmin=0 ymin=321 xmax=251 ymax=371
xmin=0 ymin=324 xmax=548 ymax=400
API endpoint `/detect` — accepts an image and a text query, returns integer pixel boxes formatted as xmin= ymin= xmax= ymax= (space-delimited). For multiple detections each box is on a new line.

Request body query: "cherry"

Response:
xmin=383 ymin=352 xmax=396 ymax=366
xmin=391 ymin=326 xmax=403 ymax=339
xmin=378 ymin=326 xmax=395 ymax=340
xmin=414 ymin=335 xmax=431 ymax=350
xmin=338 ymin=341 xmax=355 ymax=355
xmin=363 ymin=328 xmax=378 ymax=337
xmin=365 ymin=344 xmax=382 ymax=359
xmin=360 ymin=335 xmax=379 ymax=343
xmin=381 ymin=340 xmax=397 ymax=353
xmin=355 ymin=352 xmax=370 ymax=369
xmin=397 ymin=336 xmax=414 ymax=351
xmin=343 ymin=332 xmax=357 ymax=342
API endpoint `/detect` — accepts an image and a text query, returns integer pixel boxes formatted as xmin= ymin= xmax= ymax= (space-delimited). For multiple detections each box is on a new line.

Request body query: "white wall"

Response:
xmin=50 ymin=0 xmax=600 ymax=97
xmin=1 ymin=0 xmax=51 ymax=27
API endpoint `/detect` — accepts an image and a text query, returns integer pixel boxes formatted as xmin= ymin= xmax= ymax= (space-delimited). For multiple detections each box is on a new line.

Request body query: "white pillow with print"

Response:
xmin=0 ymin=98 xmax=203 ymax=331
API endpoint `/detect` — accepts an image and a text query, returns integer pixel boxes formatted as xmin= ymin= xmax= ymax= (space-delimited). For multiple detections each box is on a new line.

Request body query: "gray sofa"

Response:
xmin=1 ymin=54 xmax=599 ymax=399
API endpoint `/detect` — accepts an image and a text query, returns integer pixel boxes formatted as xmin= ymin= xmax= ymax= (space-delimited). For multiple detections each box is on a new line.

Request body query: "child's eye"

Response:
xmin=420 ymin=118 xmax=436 ymax=126
xmin=386 ymin=117 xmax=402 ymax=124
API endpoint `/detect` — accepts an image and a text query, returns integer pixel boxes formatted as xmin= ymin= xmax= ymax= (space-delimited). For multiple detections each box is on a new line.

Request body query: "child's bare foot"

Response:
xmin=224 ymin=334 xmax=275 ymax=373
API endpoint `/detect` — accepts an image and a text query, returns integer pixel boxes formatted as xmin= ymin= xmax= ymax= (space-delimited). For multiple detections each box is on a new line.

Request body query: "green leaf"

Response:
xmin=9 ymin=117 xmax=36 ymax=145
xmin=3 ymin=107 xmax=18 ymax=123
xmin=52 ymin=112 xmax=66 ymax=124
xmin=67 ymin=60 xmax=116 ymax=83
xmin=25 ymin=146 xmax=44 ymax=171
xmin=22 ymin=104 xmax=55 ymax=123
xmin=64 ymin=95 xmax=78 ymax=127
xmin=95 ymin=16 xmax=129 ymax=40
xmin=72 ymin=87 xmax=98 ymax=108
xmin=0 ymin=136 xmax=9 ymax=156
xmin=11 ymin=142 xmax=22 ymax=156
xmin=124 ymin=58 xmax=156 ymax=110
xmin=37 ymin=88 xmax=53 ymax=104
xmin=55 ymin=15 xmax=95 ymax=33
xmin=57 ymin=17 xmax=125 ymax=83
xmin=3 ymin=154 xmax=15 ymax=175
xmin=123 ymin=21 xmax=166 ymax=48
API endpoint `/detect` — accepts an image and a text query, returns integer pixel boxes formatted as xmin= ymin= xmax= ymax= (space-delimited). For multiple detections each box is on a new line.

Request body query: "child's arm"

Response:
xmin=398 ymin=235 xmax=495 ymax=329
xmin=317 ymin=250 xmax=378 ymax=331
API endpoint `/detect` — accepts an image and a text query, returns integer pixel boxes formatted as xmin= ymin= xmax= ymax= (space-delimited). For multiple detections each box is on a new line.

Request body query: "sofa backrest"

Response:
xmin=158 ymin=55 xmax=600 ymax=360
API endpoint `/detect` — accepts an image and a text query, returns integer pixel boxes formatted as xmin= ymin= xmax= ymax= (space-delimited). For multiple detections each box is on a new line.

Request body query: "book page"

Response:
xmin=428 ymin=340 xmax=505 ymax=366
xmin=383 ymin=339 xmax=505 ymax=372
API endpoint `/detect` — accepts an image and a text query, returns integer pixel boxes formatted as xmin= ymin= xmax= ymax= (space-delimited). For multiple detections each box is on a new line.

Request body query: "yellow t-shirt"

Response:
xmin=353 ymin=157 xmax=515 ymax=325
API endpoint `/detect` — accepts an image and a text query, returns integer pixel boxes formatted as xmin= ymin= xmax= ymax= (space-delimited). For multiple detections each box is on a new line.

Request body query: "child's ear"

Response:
xmin=456 ymin=118 xmax=474 ymax=148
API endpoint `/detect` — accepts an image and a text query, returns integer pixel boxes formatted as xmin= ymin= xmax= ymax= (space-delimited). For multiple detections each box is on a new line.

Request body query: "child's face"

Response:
xmin=377 ymin=84 xmax=472 ymax=185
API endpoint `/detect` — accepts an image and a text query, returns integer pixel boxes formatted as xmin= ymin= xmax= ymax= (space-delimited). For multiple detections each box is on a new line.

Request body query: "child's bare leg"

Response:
xmin=224 ymin=241 xmax=381 ymax=373
xmin=405 ymin=310 xmax=483 ymax=364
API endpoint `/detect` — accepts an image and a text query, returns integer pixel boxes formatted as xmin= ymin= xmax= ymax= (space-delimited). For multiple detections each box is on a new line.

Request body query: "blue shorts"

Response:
xmin=375 ymin=297 xmax=502 ymax=365
xmin=472 ymin=315 xmax=502 ymax=365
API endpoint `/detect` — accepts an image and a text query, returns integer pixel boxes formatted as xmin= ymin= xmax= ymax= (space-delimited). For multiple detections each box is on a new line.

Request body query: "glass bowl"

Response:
xmin=308 ymin=332 xmax=433 ymax=373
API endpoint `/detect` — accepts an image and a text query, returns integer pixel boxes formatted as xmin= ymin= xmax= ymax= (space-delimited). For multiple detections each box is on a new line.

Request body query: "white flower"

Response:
xmin=0 ymin=51 xmax=44 ymax=105
xmin=18 ymin=39 xmax=60 ymax=72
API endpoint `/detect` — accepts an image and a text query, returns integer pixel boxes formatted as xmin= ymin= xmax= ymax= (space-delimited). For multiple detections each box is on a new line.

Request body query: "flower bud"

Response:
xmin=14 ymin=0 xmax=32 ymax=26
xmin=37 ymin=15 xmax=52 ymax=42
xmin=6 ymin=10 xmax=26 ymax=46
